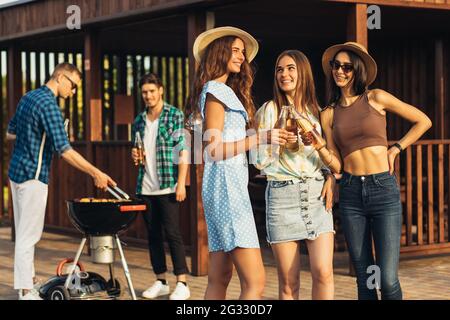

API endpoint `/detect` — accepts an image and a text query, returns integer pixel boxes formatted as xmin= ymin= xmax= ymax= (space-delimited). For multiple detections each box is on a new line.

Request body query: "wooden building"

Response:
xmin=1 ymin=0 xmax=449 ymax=275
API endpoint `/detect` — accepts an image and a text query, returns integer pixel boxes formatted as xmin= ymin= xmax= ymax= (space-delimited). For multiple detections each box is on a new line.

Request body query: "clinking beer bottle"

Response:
xmin=290 ymin=107 xmax=326 ymax=150
xmin=274 ymin=105 xmax=289 ymax=130
xmin=285 ymin=110 xmax=300 ymax=152
xmin=274 ymin=106 xmax=290 ymax=155
xmin=134 ymin=132 xmax=145 ymax=166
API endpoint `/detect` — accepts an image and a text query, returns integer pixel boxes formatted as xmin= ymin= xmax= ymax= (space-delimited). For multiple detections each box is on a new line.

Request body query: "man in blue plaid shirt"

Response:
xmin=7 ymin=63 xmax=116 ymax=300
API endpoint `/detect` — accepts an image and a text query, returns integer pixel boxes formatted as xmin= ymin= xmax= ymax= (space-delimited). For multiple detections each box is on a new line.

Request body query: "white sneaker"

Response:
xmin=142 ymin=280 xmax=170 ymax=299
xmin=19 ymin=289 xmax=42 ymax=300
xmin=169 ymin=282 xmax=190 ymax=300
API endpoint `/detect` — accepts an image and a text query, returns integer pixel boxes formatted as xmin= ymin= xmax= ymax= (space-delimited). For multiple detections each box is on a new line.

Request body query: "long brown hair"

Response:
xmin=273 ymin=50 xmax=320 ymax=119
xmin=188 ymin=36 xmax=256 ymax=128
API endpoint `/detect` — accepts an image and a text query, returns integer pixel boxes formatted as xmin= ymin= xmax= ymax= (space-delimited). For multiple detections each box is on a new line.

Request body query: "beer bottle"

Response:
xmin=134 ymin=132 xmax=145 ymax=166
xmin=290 ymin=107 xmax=326 ymax=150
xmin=274 ymin=106 xmax=290 ymax=155
xmin=285 ymin=109 xmax=300 ymax=152
xmin=274 ymin=105 xmax=289 ymax=129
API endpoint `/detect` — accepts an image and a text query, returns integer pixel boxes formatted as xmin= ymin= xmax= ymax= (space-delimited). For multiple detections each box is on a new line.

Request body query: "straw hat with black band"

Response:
xmin=193 ymin=26 xmax=259 ymax=63
xmin=322 ymin=42 xmax=378 ymax=86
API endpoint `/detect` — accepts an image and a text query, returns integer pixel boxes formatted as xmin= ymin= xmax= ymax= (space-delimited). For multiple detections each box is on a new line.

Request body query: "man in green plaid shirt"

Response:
xmin=131 ymin=101 xmax=187 ymax=195
xmin=131 ymin=73 xmax=190 ymax=300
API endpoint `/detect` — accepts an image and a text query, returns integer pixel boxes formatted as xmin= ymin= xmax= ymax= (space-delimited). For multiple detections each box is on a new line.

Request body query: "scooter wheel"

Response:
xmin=48 ymin=286 xmax=70 ymax=300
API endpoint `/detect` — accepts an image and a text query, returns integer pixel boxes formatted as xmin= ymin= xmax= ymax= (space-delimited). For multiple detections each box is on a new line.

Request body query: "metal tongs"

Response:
xmin=106 ymin=185 xmax=131 ymax=200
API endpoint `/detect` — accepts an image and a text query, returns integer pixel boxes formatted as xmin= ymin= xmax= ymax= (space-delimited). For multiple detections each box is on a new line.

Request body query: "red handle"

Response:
xmin=119 ymin=204 xmax=146 ymax=212
xmin=56 ymin=258 xmax=85 ymax=276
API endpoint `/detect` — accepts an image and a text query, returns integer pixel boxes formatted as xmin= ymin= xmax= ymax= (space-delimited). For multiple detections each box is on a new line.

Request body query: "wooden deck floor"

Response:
xmin=1 ymin=226 xmax=449 ymax=300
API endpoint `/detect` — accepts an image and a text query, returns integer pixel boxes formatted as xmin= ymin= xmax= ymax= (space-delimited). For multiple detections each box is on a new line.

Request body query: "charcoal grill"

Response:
xmin=67 ymin=198 xmax=145 ymax=235
xmin=40 ymin=186 xmax=146 ymax=300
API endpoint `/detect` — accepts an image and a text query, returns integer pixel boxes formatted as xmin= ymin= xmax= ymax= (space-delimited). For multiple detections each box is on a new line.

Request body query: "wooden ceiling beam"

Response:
xmin=324 ymin=0 xmax=450 ymax=10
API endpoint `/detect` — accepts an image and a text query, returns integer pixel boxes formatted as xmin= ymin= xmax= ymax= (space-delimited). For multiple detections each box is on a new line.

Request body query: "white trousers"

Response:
xmin=10 ymin=180 xmax=48 ymax=290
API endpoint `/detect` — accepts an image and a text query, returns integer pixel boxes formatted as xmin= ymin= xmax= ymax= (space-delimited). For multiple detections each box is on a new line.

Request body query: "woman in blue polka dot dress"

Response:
xmin=190 ymin=26 xmax=292 ymax=299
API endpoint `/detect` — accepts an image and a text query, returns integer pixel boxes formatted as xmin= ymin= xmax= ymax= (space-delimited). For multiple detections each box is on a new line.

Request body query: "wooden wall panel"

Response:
xmin=371 ymin=39 xmax=439 ymax=141
xmin=45 ymin=142 xmax=191 ymax=245
xmin=326 ymin=0 xmax=450 ymax=9
xmin=0 ymin=0 xmax=193 ymax=40
xmin=45 ymin=143 xmax=89 ymax=229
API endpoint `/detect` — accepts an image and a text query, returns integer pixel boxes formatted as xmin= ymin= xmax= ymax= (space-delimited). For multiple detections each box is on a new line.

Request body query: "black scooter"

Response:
xmin=39 ymin=259 xmax=121 ymax=300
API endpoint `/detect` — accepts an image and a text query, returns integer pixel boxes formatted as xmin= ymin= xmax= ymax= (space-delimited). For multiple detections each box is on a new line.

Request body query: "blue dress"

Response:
xmin=199 ymin=81 xmax=260 ymax=252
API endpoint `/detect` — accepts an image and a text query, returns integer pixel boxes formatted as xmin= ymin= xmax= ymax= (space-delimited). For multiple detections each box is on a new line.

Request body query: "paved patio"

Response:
xmin=1 ymin=226 xmax=449 ymax=300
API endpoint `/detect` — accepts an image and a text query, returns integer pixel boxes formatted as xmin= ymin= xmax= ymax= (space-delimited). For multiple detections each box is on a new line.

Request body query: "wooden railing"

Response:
xmin=249 ymin=140 xmax=450 ymax=256
xmin=44 ymin=139 xmax=450 ymax=255
xmin=393 ymin=140 xmax=450 ymax=256
xmin=3 ymin=139 xmax=450 ymax=257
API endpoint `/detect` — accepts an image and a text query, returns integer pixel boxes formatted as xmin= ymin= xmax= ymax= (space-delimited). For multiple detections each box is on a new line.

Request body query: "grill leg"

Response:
xmin=115 ymin=235 xmax=137 ymax=300
xmin=108 ymin=263 xmax=115 ymax=282
xmin=64 ymin=237 xmax=87 ymax=289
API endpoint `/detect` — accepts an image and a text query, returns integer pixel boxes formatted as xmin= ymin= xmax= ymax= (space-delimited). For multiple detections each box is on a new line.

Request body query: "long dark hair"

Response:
xmin=326 ymin=50 xmax=367 ymax=107
xmin=188 ymin=36 xmax=256 ymax=128
xmin=273 ymin=50 xmax=320 ymax=119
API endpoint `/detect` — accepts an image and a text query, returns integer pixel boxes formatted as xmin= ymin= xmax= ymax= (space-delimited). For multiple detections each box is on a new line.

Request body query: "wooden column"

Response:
xmin=84 ymin=30 xmax=103 ymax=195
xmin=347 ymin=3 xmax=368 ymax=49
xmin=7 ymin=45 xmax=22 ymax=241
xmin=187 ymin=12 xmax=208 ymax=276
xmin=435 ymin=39 xmax=444 ymax=139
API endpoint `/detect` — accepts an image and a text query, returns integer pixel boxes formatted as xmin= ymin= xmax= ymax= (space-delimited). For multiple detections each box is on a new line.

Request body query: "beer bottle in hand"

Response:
xmin=134 ymin=132 xmax=145 ymax=166
xmin=290 ymin=107 xmax=326 ymax=150
xmin=285 ymin=109 xmax=300 ymax=152
xmin=274 ymin=106 xmax=290 ymax=155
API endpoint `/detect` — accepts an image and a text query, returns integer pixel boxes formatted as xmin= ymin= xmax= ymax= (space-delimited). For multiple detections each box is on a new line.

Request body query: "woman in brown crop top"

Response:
xmin=302 ymin=42 xmax=431 ymax=300
xmin=317 ymin=42 xmax=431 ymax=176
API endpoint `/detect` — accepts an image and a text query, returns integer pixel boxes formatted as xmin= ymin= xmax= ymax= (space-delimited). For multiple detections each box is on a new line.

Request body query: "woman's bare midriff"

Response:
xmin=343 ymin=146 xmax=389 ymax=175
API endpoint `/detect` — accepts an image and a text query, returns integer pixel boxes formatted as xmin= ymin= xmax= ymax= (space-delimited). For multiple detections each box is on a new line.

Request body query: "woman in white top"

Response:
xmin=254 ymin=50 xmax=335 ymax=299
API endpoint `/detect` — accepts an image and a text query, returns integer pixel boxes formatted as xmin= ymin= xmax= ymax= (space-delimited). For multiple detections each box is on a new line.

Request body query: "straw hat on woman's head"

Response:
xmin=322 ymin=41 xmax=377 ymax=85
xmin=193 ymin=26 xmax=259 ymax=63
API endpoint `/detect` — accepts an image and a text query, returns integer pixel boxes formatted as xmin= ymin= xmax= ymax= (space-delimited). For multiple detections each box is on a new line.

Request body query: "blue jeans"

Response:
xmin=339 ymin=171 xmax=403 ymax=300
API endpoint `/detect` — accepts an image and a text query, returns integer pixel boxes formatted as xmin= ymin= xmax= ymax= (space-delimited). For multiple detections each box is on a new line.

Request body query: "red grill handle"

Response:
xmin=119 ymin=204 xmax=146 ymax=212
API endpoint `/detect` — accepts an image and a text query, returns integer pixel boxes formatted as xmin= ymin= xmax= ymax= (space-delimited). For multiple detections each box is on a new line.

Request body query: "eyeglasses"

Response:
xmin=329 ymin=60 xmax=354 ymax=73
xmin=63 ymin=75 xmax=78 ymax=92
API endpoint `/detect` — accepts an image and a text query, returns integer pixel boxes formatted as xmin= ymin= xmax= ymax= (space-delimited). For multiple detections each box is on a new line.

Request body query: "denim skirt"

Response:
xmin=265 ymin=176 xmax=335 ymax=243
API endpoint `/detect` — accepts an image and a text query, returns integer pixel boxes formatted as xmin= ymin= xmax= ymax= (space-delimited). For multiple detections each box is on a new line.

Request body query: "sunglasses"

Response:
xmin=329 ymin=60 xmax=354 ymax=73
xmin=63 ymin=75 xmax=78 ymax=91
